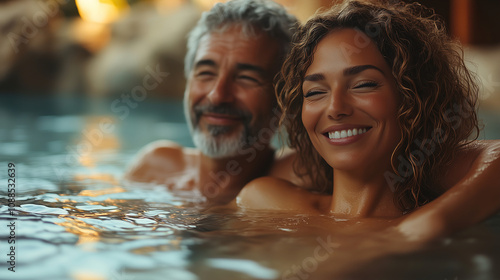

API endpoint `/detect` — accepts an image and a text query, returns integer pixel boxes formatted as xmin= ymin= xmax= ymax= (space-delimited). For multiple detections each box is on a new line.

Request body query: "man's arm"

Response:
xmin=397 ymin=140 xmax=500 ymax=241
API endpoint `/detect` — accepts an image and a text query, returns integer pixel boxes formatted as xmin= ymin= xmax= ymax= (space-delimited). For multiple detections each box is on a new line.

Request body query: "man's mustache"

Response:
xmin=193 ymin=103 xmax=252 ymax=123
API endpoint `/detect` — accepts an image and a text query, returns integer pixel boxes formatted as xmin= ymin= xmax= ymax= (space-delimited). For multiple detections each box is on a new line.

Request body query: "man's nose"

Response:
xmin=207 ymin=74 xmax=234 ymax=104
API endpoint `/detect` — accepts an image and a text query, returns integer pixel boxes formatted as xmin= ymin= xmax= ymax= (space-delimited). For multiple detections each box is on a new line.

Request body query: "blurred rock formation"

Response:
xmin=465 ymin=46 xmax=500 ymax=111
xmin=0 ymin=0 xmax=66 ymax=94
xmin=0 ymin=0 xmax=199 ymax=99
xmin=85 ymin=3 xmax=200 ymax=99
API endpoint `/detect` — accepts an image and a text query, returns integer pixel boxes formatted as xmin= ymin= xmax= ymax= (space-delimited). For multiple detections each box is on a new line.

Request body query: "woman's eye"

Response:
xmin=353 ymin=81 xmax=379 ymax=89
xmin=304 ymin=91 xmax=324 ymax=98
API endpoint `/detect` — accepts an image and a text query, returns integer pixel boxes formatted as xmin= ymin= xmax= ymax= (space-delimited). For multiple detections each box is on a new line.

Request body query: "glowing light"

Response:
xmin=78 ymin=186 xmax=125 ymax=197
xmin=56 ymin=217 xmax=101 ymax=245
xmin=74 ymin=116 xmax=120 ymax=167
xmin=76 ymin=0 xmax=130 ymax=24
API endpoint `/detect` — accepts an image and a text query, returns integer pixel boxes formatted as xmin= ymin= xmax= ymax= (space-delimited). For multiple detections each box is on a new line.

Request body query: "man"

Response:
xmin=126 ymin=0 xmax=500 ymax=240
xmin=126 ymin=0 xmax=301 ymax=204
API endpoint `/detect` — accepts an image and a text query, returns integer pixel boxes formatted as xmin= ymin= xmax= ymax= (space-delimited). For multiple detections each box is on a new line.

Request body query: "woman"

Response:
xmin=235 ymin=0 xmax=482 ymax=222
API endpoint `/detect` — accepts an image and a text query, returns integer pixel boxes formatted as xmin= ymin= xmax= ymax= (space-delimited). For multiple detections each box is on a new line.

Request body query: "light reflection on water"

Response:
xmin=1 ymin=96 xmax=500 ymax=280
xmin=0 ymin=164 xmax=321 ymax=280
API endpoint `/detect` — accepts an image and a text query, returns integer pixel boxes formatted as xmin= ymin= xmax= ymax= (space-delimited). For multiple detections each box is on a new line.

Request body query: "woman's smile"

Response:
xmin=322 ymin=125 xmax=372 ymax=145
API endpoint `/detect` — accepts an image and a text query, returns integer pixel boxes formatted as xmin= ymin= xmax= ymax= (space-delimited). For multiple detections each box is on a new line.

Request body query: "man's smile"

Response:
xmin=201 ymin=113 xmax=244 ymax=125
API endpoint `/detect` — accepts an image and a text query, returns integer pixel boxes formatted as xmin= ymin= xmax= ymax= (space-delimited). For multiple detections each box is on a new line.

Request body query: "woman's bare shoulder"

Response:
xmin=236 ymin=176 xmax=327 ymax=213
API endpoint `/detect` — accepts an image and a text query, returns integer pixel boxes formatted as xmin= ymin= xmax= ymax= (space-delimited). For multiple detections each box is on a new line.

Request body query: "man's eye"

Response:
xmin=353 ymin=81 xmax=379 ymax=89
xmin=196 ymin=71 xmax=215 ymax=77
xmin=238 ymin=75 xmax=260 ymax=82
xmin=237 ymin=75 xmax=263 ymax=86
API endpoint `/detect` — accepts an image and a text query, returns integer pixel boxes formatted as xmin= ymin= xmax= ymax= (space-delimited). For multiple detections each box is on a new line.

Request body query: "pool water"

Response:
xmin=1 ymin=95 xmax=500 ymax=280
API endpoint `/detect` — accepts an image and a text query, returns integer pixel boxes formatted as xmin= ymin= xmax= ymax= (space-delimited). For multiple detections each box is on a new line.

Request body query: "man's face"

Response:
xmin=184 ymin=25 xmax=282 ymax=158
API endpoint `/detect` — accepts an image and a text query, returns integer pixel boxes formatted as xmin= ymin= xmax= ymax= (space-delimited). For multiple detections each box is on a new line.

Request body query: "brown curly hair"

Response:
xmin=276 ymin=0 xmax=480 ymax=212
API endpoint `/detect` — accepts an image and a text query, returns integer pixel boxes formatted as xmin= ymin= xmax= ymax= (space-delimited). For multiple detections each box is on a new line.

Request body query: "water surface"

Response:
xmin=1 ymin=95 xmax=500 ymax=280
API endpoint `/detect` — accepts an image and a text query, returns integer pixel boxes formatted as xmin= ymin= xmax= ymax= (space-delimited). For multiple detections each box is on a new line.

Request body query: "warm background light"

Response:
xmin=76 ymin=0 xmax=130 ymax=24
xmin=191 ymin=0 xmax=325 ymax=22
xmin=155 ymin=0 xmax=185 ymax=13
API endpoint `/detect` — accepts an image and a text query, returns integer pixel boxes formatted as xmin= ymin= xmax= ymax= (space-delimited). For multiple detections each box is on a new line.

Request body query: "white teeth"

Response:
xmin=328 ymin=128 xmax=368 ymax=140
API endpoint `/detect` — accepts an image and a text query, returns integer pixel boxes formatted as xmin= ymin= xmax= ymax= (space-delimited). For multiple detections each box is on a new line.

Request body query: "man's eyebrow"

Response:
xmin=303 ymin=73 xmax=325 ymax=82
xmin=343 ymin=65 xmax=384 ymax=76
xmin=194 ymin=59 xmax=216 ymax=69
xmin=236 ymin=63 xmax=265 ymax=75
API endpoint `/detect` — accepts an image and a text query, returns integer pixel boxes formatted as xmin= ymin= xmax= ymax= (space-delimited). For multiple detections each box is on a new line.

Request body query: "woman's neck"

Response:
xmin=329 ymin=170 xmax=403 ymax=219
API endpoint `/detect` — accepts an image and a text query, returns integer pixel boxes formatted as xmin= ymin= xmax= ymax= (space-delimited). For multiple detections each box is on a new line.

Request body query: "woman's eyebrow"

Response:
xmin=303 ymin=65 xmax=384 ymax=82
xmin=303 ymin=73 xmax=325 ymax=82
xmin=343 ymin=65 xmax=384 ymax=76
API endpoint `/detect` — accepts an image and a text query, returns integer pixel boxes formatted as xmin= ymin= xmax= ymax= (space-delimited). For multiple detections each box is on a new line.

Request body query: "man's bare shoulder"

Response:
xmin=125 ymin=140 xmax=199 ymax=183
xmin=236 ymin=176 xmax=328 ymax=213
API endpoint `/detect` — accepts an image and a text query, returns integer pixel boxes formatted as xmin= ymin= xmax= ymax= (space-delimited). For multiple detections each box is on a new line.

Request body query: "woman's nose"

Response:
xmin=327 ymin=87 xmax=353 ymax=120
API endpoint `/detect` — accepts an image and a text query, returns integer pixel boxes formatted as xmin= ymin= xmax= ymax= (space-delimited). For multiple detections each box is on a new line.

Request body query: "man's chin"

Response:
xmin=204 ymin=124 xmax=236 ymax=137
xmin=192 ymin=130 xmax=247 ymax=159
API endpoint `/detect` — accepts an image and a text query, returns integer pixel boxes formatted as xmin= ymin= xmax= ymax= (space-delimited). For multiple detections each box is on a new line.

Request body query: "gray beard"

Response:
xmin=191 ymin=124 xmax=253 ymax=159
xmin=186 ymin=102 xmax=255 ymax=159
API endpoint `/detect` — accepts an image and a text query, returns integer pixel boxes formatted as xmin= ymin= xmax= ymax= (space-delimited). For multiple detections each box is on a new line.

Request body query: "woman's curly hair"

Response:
xmin=276 ymin=0 xmax=480 ymax=212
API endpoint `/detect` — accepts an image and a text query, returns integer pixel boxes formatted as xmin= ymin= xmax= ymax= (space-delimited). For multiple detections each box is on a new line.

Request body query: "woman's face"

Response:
xmin=301 ymin=28 xmax=401 ymax=173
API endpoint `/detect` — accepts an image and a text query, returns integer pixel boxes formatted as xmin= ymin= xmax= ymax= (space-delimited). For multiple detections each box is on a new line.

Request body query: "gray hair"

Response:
xmin=184 ymin=0 xmax=299 ymax=77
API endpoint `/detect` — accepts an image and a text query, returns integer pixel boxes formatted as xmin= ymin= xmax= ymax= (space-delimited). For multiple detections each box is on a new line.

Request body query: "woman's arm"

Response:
xmin=397 ymin=140 xmax=500 ymax=241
